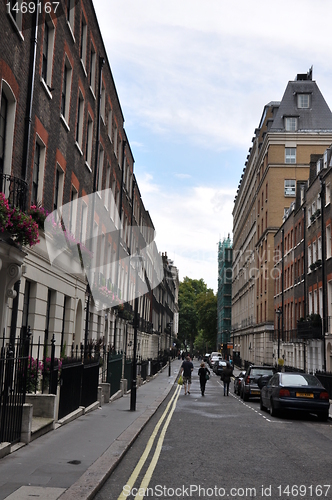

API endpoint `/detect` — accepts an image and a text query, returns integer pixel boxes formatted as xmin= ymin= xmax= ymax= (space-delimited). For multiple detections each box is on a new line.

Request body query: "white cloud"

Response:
xmin=175 ymin=173 xmax=191 ymax=179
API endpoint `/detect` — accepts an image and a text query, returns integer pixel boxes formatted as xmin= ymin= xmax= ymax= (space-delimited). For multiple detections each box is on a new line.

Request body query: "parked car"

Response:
xmin=209 ymin=352 xmax=222 ymax=367
xmin=240 ymin=365 xmax=276 ymax=401
xmin=260 ymin=372 xmax=330 ymax=421
xmin=233 ymin=370 xmax=246 ymax=395
xmin=214 ymin=360 xmax=227 ymax=376
xmin=203 ymin=354 xmax=211 ymax=362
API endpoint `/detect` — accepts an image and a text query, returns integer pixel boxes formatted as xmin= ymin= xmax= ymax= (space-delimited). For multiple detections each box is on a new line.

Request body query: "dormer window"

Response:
xmin=285 ymin=117 xmax=298 ymax=131
xmin=297 ymin=93 xmax=310 ymax=109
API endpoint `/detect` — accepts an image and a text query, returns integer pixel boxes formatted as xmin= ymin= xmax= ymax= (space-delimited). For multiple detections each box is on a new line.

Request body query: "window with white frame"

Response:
xmin=85 ymin=114 xmax=93 ymax=168
xmin=327 ymin=225 xmax=332 ymax=259
xmin=42 ymin=16 xmax=55 ymax=91
xmin=101 ymin=82 xmax=105 ymax=123
xmin=0 ymin=83 xmax=16 ymax=181
xmin=297 ymin=93 xmax=310 ymax=109
xmin=308 ymin=291 xmax=313 ymax=315
xmin=75 ymin=91 xmax=84 ymax=151
xmin=111 ymin=178 xmax=116 ymax=222
xmin=80 ymin=202 xmax=88 ymax=244
xmin=313 ymin=240 xmax=317 ymax=263
xmin=318 ymin=236 xmax=322 ymax=260
xmin=7 ymin=0 xmax=23 ymax=33
xmin=285 ymin=148 xmax=296 ymax=164
xmin=60 ymin=57 xmax=72 ymax=126
xmin=314 ymin=289 xmax=318 ymax=314
xmin=108 ymin=109 xmax=112 ymax=140
xmin=66 ymin=0 xmax=75 ymax=36
xmin=104 ymin=162 xmax=111 ymax=209
xmin=307 ymin=206 xmax=312 ymax=226
xmin=53 ymin=165 xmax=64 ymax=214
xmin=31 ymin=138 xmax=46 ymax=206
xmin=80 ymin=16 xmax=87 ymax=71
xmin=97 ymin=147 xmax=104 ymax=194
xmin=326 ymin=183 xmax=331 ymax=205
xmin=70 ymin=187 xmax=78 ymax=235
xmin=284 ymin=179 xmax=296 ymax=196
xmin=308 ymin=244 xmax=312 ymax=271
xmin=317 ymin=195 xmax=321 ymax=211
xmin=319 ymin=287 xmax=323 ymax=318
xmin=89 ymin=44 xmax=96 ymax=95
xmin=113 ymin=126 xmax=118 ymax=157
xmin=285 ymin=117 xmax=297 ymax=131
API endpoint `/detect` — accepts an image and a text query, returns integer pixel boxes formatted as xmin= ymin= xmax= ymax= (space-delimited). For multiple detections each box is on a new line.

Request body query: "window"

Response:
xmin=89 ymin=44 xmax=96 ymax=95
xmin=313 ymin=240 xmax=317 ymax=263
xmin=7 ymin=0 xmax=23 ymax=33
xmin=297 ymin=94 xmax=310 ymax=109
xmin=97 ymin=147 xmax=104 ymax=194
xmin=326 ymin=183 xmax=331 ymax=205
xmin=75 ymin=91 xmax=84 ymax=151
xmin=42 ymin=17 xmax=55 ymax=92
xmin=308 ymin=244 xmax=312 ymax=271
xmin=0 ymin=84 xmax=16 ymax=182
xmin=307 ymin=206 xmax=312 ymax=226
xmin=85 ymin=115 xmax=93 ymax=168
xmin=66 ymin=0 xmax=75 ymax=37
xmin=53 ymin=166 xmax=64 ymax=214
xmin=327 ymin=226 xmax=331 ymax=259
xmin=104 ymin=162 xmax=111 ymax=209
xmin=285 ymin=117 xmax=297 ymax=131
xmin=113 ymin=126 xmax=118 ymax=157
xmin=31 ymin=139 xmax=46 ymax=205
xmin=70 ymin=187 xmax=78 ymax=234
xmin=284 ymin=179 xmax=296 ymax=196
xmin=80 ymin=202 xmax=88 ymax=243
xmin=80 ymin=16 xmax=87 ymax=71
xmin=308 ymin=292 xmax=313 ymax=315
xmin=60 ymin=58 xmax=72 ymax=126
xmin=285 ymin=148 xmax=296 ymax=164
xmin=108 ymin=109 xmax=112 ymax=140
xmin=22 ymin=279 xmax=32 ymax=332
xmin=101 ymin=83 xmax=106 ymax=123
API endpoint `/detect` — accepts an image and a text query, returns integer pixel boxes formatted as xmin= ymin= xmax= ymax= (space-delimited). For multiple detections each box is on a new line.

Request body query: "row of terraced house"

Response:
xmin=0 ymin=0 xmax=179 ymax=382
xmin=231 ymin=68 xmax=332 ymax=375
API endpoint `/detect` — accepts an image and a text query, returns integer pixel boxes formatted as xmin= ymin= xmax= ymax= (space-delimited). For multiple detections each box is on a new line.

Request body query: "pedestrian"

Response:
xmin=181 ymin=355 xmax=194 ymax=395
xmin=181 ymin=351 xmax=185 ymax=361
xmin=198 ymin=362 xmax=210 ymax=396
xmin=221 ymin=362 xmax=233 ymax=396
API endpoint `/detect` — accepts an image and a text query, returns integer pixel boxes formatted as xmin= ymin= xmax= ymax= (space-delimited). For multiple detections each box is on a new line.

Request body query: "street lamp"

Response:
xmin=276 ymin=307 xmax=282 ymax=363
xmin=130 ymin=251 xmax=142 ymax=411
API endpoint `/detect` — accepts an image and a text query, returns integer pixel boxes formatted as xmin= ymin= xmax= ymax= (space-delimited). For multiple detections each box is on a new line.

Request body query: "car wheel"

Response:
xmin=260 ymin=397 xmax=266 ymax=412
xmin=269 ymin=399 xmax=279 ymax=417
xmin=317 ymin=410 xmax=329 ymax=422
xmin=243 ymin=392 xmax=249 ymax=402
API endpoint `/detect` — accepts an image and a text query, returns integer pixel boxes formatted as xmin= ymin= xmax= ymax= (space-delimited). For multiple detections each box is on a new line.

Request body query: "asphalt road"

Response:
xmin=94 ymin=362 xmax=332 ymax=500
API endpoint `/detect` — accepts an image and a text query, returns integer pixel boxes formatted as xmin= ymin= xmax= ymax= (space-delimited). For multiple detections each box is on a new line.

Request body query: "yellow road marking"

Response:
xmin=134 ymin=384 xmax=181 ymax=499
xmin=117 ymin=384 xmax=181 ymax=500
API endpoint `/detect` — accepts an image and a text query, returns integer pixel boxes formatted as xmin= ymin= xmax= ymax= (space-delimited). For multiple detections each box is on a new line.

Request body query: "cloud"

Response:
xmin=175 ymin=173 xmax=191 ymax=179
xmin=135 ymin=171 xmax=234 ymax=291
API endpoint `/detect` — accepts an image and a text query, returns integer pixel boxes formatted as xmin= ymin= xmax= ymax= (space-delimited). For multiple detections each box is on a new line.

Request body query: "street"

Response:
xmin=95 ymin=362 xmax=332 ymax=500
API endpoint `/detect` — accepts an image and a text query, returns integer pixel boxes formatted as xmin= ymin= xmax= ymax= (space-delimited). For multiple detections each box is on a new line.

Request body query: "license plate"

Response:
xmin=250 ymin=390 xmax=260 ymax=395
xmin=296 ymin=392 xmax=314 ymax=398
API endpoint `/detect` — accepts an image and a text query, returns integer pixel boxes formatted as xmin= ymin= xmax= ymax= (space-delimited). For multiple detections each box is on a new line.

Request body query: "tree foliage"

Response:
xmin=178 ymin=277 xmax=217 ymax=353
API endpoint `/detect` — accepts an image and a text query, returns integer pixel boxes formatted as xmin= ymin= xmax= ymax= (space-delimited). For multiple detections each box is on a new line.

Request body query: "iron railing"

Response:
xmin=0 ymin=174 xmax=28 ymax=211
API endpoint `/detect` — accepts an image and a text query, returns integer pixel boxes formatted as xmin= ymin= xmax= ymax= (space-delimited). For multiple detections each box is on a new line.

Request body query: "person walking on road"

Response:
xmin=221 ymin=362 xmax=233 ymax=396
xmin=198 ymin=362 xmax=210 ymax=396
xmin=181 ymin=355 xmax=194 ymax=395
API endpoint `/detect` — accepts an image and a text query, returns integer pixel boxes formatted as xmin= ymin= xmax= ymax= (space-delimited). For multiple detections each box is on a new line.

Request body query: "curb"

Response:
xmin=58 ymin=368 xmax=180 ymax=500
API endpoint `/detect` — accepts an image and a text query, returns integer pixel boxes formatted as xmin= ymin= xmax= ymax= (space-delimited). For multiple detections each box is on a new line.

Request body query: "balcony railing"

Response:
xmin=0 ymin=174 xmax=27 ymax=211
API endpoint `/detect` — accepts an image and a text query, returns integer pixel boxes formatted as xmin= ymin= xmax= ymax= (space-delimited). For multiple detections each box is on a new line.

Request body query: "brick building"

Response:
xmin=0 ymin=0 xmax=178 ymax=359
xmin=232 ymin=69 xmax=332 ymax=366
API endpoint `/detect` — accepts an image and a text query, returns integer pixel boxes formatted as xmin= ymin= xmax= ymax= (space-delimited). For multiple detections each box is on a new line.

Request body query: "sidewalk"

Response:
xmin=0 ymin=359 xmax=182 ymax=500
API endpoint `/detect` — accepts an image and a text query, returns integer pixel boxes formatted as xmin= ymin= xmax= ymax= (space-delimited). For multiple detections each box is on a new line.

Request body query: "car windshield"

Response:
xmin=250 ymin=368 xmax=274 ymax=377
xmin=281 ymin=374 xmax=323 ymax=387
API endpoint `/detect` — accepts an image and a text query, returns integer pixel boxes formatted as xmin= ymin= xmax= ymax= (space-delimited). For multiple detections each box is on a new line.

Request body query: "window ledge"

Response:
xmin=85 ymin=161 xmax=92 ymax=172
xmin=7 ymin=12 xmax=24 ymax=40
xmin=89 ymin=86 xmax=96 ymax=100
xmin=75 ymin=141 xmax=84 ymax=156
xmin=80 ymin=59 xmax=87 ymax=77
xmin=40 ymin=78 xmax=53 ymax=99
xmin=60 ymin=114 xmax=70 ymax=131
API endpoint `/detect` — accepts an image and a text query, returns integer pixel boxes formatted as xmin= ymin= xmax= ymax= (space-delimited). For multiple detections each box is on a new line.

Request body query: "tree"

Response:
xmin=178 ymin=277 xmax=217 ymax=354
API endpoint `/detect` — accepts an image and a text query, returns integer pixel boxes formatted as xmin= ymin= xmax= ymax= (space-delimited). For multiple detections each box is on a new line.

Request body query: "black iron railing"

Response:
xmin=0 ymin=174 xmax=28 ymax=211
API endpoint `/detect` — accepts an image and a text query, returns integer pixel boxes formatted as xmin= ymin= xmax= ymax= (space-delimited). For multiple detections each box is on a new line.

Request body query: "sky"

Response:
xmin=93 ymin=0 xmax=332 ymax=292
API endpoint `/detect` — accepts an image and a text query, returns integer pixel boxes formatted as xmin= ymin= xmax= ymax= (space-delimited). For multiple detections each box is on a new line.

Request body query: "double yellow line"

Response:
xmin=118 ymin=384 xmax=181 ymax=500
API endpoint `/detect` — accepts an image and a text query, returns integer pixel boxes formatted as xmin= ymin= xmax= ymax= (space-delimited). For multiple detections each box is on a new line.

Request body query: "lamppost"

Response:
xmin=130 ymin=251 xmax=142 ymax=411
xmin=276 ymin=307 xmax=282 ymax=363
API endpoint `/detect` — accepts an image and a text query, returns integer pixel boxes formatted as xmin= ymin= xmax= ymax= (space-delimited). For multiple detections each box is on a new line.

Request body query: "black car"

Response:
xmin=260 ymin=372 xmax=330 ymax=421
xmin=233 ymin=370 xmax=246 ymax=395
xmin=215 ymin=360 xmax=227 ymax=376
xmin=240 ymin=365 xmax=276 ymax=401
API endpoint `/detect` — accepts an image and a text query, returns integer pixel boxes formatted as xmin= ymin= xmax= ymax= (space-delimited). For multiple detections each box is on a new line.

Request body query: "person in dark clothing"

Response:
xmin=198 ymin=362 xmax=210 ymax=396
xmin=221 ymin=362 xmax=233 ymax=396
xmin=181 ymin=356 xmax=194 ymax=395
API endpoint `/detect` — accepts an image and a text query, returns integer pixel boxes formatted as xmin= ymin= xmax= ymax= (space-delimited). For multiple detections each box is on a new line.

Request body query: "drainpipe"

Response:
xmin=319 ymin=177 xmax=327 ymax=372
xmin=84 ymin=55 xmax=105 ymax=353
xmin=302 ymin=206 xmax=307 ymax=372
xmin=10 ymin=5 xmax=39 ymax=347
xmin=281 ymin=227 xmax=284 ymax=346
